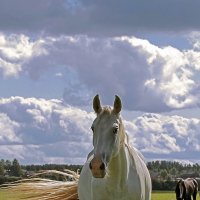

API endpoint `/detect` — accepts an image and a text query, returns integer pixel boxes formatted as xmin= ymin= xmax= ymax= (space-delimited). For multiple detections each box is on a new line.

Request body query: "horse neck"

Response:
xmin=107 ymin=146 xmax=128 ymax=188
xmin=106 ymin=128 xmax=128 ymax=188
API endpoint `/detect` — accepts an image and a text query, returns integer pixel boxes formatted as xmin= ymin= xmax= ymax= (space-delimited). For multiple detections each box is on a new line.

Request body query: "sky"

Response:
xmin=0 ymin=0 xmax=200 ymax=165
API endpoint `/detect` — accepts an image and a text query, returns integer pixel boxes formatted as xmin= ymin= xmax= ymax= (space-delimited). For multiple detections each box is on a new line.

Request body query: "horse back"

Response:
xmin=184 ymin=178 xmax=198 ymax=194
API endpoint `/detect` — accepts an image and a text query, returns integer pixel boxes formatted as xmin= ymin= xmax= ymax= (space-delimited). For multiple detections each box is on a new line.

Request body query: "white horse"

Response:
xmin=78 ymin=95 xmax=151 ymax=200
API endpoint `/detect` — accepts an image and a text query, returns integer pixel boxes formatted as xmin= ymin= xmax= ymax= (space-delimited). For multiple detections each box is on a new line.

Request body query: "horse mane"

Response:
xmin=97 ymin=106 xmax=113 ymax=117
xmin=0 ymin=170 xmax=79 ymax=200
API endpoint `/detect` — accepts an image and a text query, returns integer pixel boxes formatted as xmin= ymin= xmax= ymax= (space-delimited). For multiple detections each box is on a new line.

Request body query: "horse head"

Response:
xmin=89 ymin=95 xmax=124 ymax=178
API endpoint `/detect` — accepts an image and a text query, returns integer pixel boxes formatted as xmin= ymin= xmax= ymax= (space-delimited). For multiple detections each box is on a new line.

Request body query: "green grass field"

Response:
xmin=152 ymin=191 xmax=175 ymax=200
xmin=152 ymin=191 xmax=200 ymax=200
xmin=0 ymin=190 xmax=199 ymax=200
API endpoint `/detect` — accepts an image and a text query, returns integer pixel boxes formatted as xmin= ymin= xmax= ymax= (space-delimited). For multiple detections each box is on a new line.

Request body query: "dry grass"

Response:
xmin=0 ymin=170 xmax=79 ymax=200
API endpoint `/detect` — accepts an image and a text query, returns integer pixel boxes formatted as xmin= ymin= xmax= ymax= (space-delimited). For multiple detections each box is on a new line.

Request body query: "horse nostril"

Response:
xmin=100 ymin=162 xmax=105 ymax=170
xmin=89 ymin=162 xmax=92 ymax=170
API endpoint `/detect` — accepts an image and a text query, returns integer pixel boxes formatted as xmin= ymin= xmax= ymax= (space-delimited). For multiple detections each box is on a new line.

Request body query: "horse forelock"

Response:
xmin=96 ymin=106 xmax=125 ymax=145
xmin=98 ymin=106 xmax=123 ymax=116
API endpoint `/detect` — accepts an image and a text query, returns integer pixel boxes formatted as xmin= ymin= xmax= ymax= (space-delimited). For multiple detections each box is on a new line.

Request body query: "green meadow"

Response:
xmin=152 ymin=191 xmax=176 ymax=200
xmin=152 ymin=191 xmax=200 ymax=200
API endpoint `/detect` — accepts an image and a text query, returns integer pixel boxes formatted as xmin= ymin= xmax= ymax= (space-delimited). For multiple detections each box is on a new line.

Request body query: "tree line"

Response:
xmin=147 ymin=160 xmax=200 ymax=179
xmin=147 ymin=160 xmax=200 ymax=190
xmin=0 ymin=158 xmax=22 ymax=184
xmin=1 ymin=159 xmax=200 ymax=190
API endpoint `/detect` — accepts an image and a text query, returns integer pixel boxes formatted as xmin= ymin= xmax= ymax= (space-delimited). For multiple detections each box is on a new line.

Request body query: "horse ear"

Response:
xmin=113 ymin=95 xmax=122 ymax=114
xmin=93 ymin=94 xmax=102 ymax=114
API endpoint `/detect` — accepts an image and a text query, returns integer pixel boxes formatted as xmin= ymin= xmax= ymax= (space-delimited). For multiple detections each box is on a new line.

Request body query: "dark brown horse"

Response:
xmin=175 ymin=178 xmax=198 ymax=200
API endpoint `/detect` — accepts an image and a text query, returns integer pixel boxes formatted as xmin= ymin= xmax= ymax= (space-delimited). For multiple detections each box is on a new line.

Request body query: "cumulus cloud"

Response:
xmin=0 ymin=0 xmax=200 ymax=36
xmin=189 ymin=32 xmax=200 ymax=51
xmin=1 ymin=33 xmax=200 ymax=111
xmin=125 ymin=113 xmax=200 ymax=161
xmin=0 ymin=96 xmax=200 ymax=164
xmin=3 ymin=34 xmax=197 ymax=112
xmin=0 ymin=113 xmax=21 ymax=144
xmin=0 ymin=96 xmax=94 ymax=164
xmin=0 ymin=33 xmax=47 ymax=77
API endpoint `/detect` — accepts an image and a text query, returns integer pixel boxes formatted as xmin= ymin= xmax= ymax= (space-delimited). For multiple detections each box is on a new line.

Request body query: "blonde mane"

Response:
xmin=0 ymin=170 xmax=79 ymax=200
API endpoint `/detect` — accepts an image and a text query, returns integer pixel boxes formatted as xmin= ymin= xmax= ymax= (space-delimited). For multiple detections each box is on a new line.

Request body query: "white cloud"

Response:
xmin=0 ymin=96 xmax=94 ymax=164
xmin=0 ymin=113 xmax=21 ymax=144
xmin=1 ymin=33 xmax=200 ymax=112
xmin=0 ymin=144 xmax=44 ymax=162
xmin=0 ymin=33 xmax=47 ymax=77
xmin=0 ymin=58 xmax=21 ymax=77
xmin=189 ymin=32 xmax=200 ymax=51
xmin=127 ymin=113 xmax=200 ymax=159
xmin=26 ymin=35 xmax=200 ymax=112
xmin=0 ymin=96 xmax=200 ymax=164
xmin=119 ymin=37 xmax=200 ymax=109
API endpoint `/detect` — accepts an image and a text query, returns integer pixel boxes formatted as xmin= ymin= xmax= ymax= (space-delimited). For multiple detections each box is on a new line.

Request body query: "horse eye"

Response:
xmin=91 ymin=126 xmax=94 ymax=132
xmin=113 ymin=127 xmax=118 ymax=134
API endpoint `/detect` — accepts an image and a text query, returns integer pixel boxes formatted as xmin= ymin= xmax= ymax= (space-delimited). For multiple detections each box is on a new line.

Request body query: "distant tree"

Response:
xmin=10 ymin=159 xmax=22 ymax=177
xmin=166 ymin=175 xmax=172 ymax=181
xmin=160 ymin=161 xmax=168 ymax=170
xmin=160 ymin=169 xmax=168 ymax=181
xmin=0 ymin=162 xmax=4 ymax=176
xmin=147 ymin=162 xmax=153 ymax=170
xmin=0 ymin=159 xmax=5 ymax=166
xmin=5 ymin=160 xmax=12 ymax=171
xmin=170 ymin=167 xmax=177 ymax=179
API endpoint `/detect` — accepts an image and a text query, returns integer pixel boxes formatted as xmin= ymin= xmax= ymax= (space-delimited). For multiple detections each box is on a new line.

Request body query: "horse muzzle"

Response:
xmin=89 ymin=155 xmax=106 ymax=178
